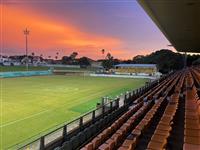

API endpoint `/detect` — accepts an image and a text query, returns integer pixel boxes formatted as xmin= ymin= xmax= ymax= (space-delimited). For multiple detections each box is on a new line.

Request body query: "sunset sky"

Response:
xmin=1 ymin=0 xmax=174 ymax=59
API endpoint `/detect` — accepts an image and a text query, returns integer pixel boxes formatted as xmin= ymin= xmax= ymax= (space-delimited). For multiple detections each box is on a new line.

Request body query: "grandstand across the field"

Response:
xmin=113 ymin=64 xmax=158 ymax=76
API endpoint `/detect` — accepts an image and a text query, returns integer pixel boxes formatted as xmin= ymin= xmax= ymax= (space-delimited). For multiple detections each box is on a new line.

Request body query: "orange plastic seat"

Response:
xmin=184 ymin=129 xmax=200 ymax=137
xmin=147 ymin=140 xmax=166 ymax=150
xmin=111 ymin=133 xmax=121 ymax=145
xmin=154 ymin=129 xmax=170 ymax=137
xmin=92 ymin=137 xmax=101 ymax=149
xmin=156 ymin=124 xmax=171 ymax=131
xmin=98 ymin=143 xmax=109 ymax=150
xmin=83 ymin=143 xmax=93 ymax=150
xmin=184 ymin=136 xmax=200 ymax=145
xmin=105 ymin=139 xmax=115 ymax=148
xmin=121 ymin=139 xmax=135 ymax=150
xmin=151 ymin=134 xmax=168 ymax=143
xmin=183 ymin=143 xmax=200 ymax=150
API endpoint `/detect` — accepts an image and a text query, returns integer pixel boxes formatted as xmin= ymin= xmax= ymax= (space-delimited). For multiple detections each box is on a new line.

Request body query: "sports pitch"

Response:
xmin=0 ymin=75 xmax=147 ymax=149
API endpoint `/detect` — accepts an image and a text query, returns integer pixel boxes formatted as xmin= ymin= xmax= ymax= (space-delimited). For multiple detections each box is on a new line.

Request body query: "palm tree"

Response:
xmin=101 ymin=49 xmax=105 ymax=59
xmin=55 ymin=52 xmax=59 ymax=60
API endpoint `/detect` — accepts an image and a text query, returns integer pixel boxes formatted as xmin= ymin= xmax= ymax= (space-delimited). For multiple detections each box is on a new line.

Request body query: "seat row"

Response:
xmin=147 ymin=93 xmax=180 ymax=150
xmin=146 ymin=72 xmax=186 ymax=150
xmin=184 ymin=72 xmax=200 ymax=150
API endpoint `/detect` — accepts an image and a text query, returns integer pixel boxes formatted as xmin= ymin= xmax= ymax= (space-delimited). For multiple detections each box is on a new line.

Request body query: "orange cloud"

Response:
xmin=2 ymin=4 xmax=123 ymax=59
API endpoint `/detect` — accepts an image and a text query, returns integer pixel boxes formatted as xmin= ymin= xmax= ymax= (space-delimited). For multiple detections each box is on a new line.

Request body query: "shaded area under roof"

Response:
xmin=115 ymin=64 xmax=157 ymax=68
xmin=138 ymin=0 xmax=200 ymax=53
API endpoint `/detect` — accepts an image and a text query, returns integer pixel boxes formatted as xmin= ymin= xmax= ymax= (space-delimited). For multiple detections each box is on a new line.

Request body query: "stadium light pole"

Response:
xmin=24 ymin=28 xmax=30 ymax=71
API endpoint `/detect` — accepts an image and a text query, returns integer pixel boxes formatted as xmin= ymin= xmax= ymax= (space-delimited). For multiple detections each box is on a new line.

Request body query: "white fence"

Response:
xmin=90 ymin=73 xmax=158 ymax=79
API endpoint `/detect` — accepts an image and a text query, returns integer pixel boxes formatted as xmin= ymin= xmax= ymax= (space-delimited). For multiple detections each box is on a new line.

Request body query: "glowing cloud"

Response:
xmin=2 ymin=4 xmax=124 ymax=59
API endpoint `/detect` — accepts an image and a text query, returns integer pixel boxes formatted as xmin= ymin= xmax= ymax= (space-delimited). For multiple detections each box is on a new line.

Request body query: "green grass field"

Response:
xmin=0 ymin=75 xmax=147 ymax=149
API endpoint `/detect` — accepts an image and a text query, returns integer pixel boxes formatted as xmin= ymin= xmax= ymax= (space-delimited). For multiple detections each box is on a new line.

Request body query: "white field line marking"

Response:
xmin=0 ymin=110 xmax=49 ymax=128
xmin=0 ymin=88 xmax=91 ymax=128
xmin=0 ymin=89 xmax=111 ymax=128
xmin=0 ymin=85 xmax=128 ymax=128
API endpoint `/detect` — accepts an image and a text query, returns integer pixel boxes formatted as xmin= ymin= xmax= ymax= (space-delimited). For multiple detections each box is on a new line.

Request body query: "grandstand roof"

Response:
xmin=115 ymin=64 xmax=157 ymax=68
xmin=138 ymin=0 xmax=200 ymax=53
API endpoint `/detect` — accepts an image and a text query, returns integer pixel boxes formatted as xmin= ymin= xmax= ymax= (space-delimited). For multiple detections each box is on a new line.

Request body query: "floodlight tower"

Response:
xmin=24 ymin=28 xmax=30 ymax=71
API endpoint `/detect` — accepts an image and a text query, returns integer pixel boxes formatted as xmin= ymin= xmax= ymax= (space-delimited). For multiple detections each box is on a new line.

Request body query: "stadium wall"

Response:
xmin=0 ymin=70 xmax=52 ymax=78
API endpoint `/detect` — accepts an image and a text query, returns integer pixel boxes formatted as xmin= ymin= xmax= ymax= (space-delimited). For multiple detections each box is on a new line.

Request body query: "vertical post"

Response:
xmin=92 ymin=110 xmax=95 ymax=123
xmin=63 ymin=125 xmax=67 ymax=141
xmin=110 ymin=101 xmax=113 ymax=111
xmin=23 ymin=28 xmax=30 ymax=71
xmin=103 ymin=104 xmax=105 ymax=113
xmin=124 ymin=94 xmax=127 ymax=105
xmin=101 ymin=97 xmax=105 ymax=106
xmin=102 ymin=105 xmax=105 ymax=117
xmin=132 ymin=90 xmax=136 ymax=99
xmin=129 ymin=92 xmax=132 ymax=103
xmin=40 ymin=136 xmax=45 ymax=150
xmin=116 ymin=97 xmax=119 ymax=108
xmin=79 ymin=117 xmax=83 ymax=130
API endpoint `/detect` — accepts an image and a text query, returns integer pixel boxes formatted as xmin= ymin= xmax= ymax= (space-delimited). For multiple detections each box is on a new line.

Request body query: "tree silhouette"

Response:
xmin=106 ymin=52 xmax=113 ymax=60
xmin=70 ymin=52 xmax=78 ymax=60
xmin=102 ymin=52 xmax=114 ymax=70
xmin=55 ymin=52 xmax=59 ymax=60
xmin=79 ymin=57 xmax=91 ymax=68
xmin=101 ymin=49 xmax=105 ymax=59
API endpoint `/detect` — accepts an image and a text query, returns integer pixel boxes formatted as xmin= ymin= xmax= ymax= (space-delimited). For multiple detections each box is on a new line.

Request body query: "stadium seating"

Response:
xmin=54 ymin=67 xmax=200 ymax=150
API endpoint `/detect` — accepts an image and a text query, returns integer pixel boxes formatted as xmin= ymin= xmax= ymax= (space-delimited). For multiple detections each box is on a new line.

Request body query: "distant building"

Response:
xmin=90 ymin=60 xmax=103 ymax=69
xmin=113 ymin=64 xmax=158 ymax=76
xmin=0 ymin=55 xmax=10 ymax=65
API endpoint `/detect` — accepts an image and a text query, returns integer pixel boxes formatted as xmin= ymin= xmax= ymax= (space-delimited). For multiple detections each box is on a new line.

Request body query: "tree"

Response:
xmin=101 ymin=49 xmax=105 ymax=59
xmin=79 ymin=57 xmax=91 ymax=68
xmin=61 ymin=56 xmax=70 ymax=64
xmin=132 ymin=49 xmax=184 ymax=74
xmin=102 ymin=52 xmax=114 ymax=70
xmin=55 ymin=52 xmax=59 ymax=60
xmin=106 ymin=52 xmax=113 ymax=60
xmin=70 ymin=52 xmax=78 ymax=60
xmin=31 ymin=52 xmax=35 ymax=56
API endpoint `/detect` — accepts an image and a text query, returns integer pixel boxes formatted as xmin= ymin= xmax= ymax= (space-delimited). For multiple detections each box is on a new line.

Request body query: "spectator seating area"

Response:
xmin=55 ymin=66 xmax=200 ymax=150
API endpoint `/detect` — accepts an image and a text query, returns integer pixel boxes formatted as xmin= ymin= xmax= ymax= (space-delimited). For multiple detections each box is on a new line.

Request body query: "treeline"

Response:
xmin=129 ymin=49 xmax=200 ymax=74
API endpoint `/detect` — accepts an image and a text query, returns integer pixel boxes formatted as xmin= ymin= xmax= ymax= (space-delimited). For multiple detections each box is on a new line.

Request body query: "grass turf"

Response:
xmin=0 ymin=75 xmax=147 ymax=149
